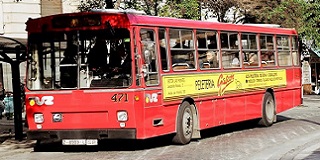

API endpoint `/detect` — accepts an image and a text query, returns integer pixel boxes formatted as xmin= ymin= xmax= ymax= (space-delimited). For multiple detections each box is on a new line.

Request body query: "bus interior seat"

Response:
xmin=243 ymin=62 xmax=250 ymax=66
xmin=203 ymin=62 xmax=211 ymax=68
xmin=267 ymin=60 xmax=275 ymax=66
xmin=172 ymin=63 xmax=189 ymax=70
xmin=90 ymin=77 xmax=129 ymax=87
xmin=250 ymin=62 xmax=259 ymax=66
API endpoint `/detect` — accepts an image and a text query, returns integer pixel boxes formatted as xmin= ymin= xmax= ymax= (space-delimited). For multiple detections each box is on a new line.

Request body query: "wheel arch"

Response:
xmin=259 ymin=88 xmax=277 ymax=126
xmin=265 ymin=88 xmax=276 ymax=113
xmin=176 ymin=97 xmax=201 ymax=139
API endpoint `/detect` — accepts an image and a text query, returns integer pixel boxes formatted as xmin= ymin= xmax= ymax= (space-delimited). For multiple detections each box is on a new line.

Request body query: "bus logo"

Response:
xmin=145 ymin=93 xmax=158 ymax=103
xmin=217 ymin=74 xmax=235 ymax=96
xmin=29 ymin=96 xmax=54 ymax=106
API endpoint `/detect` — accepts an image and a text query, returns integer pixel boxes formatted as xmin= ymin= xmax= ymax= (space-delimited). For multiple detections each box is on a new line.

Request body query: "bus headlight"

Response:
xmin=34 ymin=113 xmax=44 ymax=123
xmin=117 ymin=111 xmax=128 ymax=122
xmin=53 ymin=113 xmax=62 ymax=122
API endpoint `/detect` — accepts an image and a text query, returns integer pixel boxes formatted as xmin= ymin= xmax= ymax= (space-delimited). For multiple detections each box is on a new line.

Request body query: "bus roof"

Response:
xmin=126 ymin=14 xmax=297 ymax=35
xmin=26 ymin=11 xmax=297 ymax=35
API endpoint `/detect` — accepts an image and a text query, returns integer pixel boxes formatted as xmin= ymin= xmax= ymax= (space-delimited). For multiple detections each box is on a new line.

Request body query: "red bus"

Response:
xmin=25 ymin=10 xmax=302 ymax=145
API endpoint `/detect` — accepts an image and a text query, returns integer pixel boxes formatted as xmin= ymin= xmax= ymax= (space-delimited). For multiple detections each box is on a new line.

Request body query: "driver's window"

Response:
xmin=140 ymin=29 xmax=159 ymax=86
xmin=60 ymin=40 xmax=78 ymax=88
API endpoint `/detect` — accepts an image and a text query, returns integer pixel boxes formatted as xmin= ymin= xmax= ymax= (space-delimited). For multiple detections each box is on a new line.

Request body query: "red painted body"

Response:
xmin=25 ymin=11 xmax=302 ymax=141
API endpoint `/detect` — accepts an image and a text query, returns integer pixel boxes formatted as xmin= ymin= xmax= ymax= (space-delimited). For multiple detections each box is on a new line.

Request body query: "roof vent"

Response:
xmin=241 ymin=23 xmax=281 ymax=28
xmin=90 ymin=9 xmax=146 ymax=15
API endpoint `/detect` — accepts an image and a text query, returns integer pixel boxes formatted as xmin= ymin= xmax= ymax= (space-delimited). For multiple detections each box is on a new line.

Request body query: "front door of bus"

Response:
xmin=138 ymin=27 xmax=163 ymax=128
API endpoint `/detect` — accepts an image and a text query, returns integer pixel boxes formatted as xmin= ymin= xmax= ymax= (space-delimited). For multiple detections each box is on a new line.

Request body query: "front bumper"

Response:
xmin=27 ymin=129 xmax=136 ymax=141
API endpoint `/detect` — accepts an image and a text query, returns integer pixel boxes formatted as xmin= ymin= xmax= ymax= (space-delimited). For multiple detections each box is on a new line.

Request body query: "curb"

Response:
xmin=0 ymin=133 xmax=14 ymax=144
xmin=0 ymin=132 xmax=27 ymax=143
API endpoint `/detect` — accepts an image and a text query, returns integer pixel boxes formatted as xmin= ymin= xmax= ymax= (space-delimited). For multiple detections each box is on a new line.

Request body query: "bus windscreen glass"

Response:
xmin=26 ymin=29 xmax=132 ymax=90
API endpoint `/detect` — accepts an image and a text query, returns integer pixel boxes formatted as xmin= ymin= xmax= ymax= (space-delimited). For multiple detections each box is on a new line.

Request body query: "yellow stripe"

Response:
xmin=163 ymin=85 xmax=287 ymax=102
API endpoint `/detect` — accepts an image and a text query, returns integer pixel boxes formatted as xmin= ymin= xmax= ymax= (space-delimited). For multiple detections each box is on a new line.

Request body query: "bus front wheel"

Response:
xmin=172 ymin=101 xmax=193 ymax=145
xmin=259 ymin=92 xmax=276 ymax=127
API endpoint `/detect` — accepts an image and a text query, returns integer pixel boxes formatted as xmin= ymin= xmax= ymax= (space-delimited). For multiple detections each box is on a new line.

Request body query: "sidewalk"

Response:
xmin=0 ymin=117 xmax=27 ymax=144
xmin=292 ymin=94 xmax=320 ymax=160
xmin=302 ymin=94 xmax=320 ymax=101
xmin=0 ymin=118 xmax=15 ymax=135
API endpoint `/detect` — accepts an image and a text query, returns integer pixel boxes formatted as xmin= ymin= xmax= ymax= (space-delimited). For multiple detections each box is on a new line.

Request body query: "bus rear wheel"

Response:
xmin=259 ymin=92 xmax=276 ymax=127
xmin=172 ymin=101 xmax=193 ymax=145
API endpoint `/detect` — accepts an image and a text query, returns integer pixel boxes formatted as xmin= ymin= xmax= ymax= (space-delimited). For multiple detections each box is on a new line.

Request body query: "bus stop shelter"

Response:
xmin=308 ymin=48 xmax=320 ymax=93
xmin=0 ymin=36 xmax=27 ymax=140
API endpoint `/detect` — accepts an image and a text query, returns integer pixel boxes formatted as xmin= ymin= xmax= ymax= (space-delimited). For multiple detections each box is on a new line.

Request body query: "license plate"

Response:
xmin=62 ymin=139 xmax=98 ymax=145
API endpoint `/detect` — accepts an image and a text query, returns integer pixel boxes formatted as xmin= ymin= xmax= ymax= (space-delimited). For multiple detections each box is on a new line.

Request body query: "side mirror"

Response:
xmin=141 ymin=64 xmax=149 ymax=77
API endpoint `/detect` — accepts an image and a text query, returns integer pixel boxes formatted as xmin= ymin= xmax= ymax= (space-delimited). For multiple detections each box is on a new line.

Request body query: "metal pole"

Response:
xmin=316 ymin=63 xmax=318 ymax=92
xmin=12 ymin=48 xmax=23 ymax=140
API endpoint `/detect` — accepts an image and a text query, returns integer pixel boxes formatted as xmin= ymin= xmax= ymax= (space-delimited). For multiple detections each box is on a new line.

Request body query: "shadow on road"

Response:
xmin=277 ymin=115 xmax=293 ymax=122
xmin=294 ymin=118 xmax=320 ymax=126
xmin=200 ymin=115 xmax=292 ymax=140
xmin=33 ymin=135 xmax=174 ymax=152
xmin=33 ymin=115 xmax=294 ymax=152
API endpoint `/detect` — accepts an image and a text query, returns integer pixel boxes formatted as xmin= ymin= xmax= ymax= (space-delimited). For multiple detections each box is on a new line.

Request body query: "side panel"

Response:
xmin=294 ymin=88 xmax=302 ymax=107
xmin=162 ymin=69 xmax=289 ymax=129
xmin=245 ymin=93 xmax=263 ymax=120
xmin=293 ymin=67 xmax=302 ymax=106
xmin=279 ymin=90 xmax=293 ymax=113
xmin=214 ymin=99 xmax=225 ymax=126
xmin=225 ymin=96 xmax=246 ymax=124
xmin=275 ymin=68 xmax=301 ymax=113
xmin=142 ymin=89 xmax=177 ymax=139
xmin=198 ymin=100 xmax=214 ymax=129
xmin=274 ymin=91 xmax=283 ymax=113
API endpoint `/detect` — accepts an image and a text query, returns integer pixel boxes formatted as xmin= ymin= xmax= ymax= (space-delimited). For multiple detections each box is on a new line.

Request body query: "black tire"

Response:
xmin=259 ymin=92 xmax=276 ymax=127
xmin=172 ymin=101 xmax=193 ymax=145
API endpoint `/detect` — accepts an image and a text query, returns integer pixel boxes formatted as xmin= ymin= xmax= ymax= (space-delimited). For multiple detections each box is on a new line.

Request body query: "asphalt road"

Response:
xmin=0 ymin=95 xmax=320 ymax=160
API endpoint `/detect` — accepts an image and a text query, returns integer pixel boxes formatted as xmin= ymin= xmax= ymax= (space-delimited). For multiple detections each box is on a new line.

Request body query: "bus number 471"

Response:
xmin=111 ymin=93 xmax=128 ymax=102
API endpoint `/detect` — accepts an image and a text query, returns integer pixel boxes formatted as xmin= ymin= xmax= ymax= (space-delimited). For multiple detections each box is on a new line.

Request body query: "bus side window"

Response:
xmin=221 ymin=32 xmax=240 ymax=68
xmin=291 ymin=36 xmax=299 ymax=66
xmin=169 ymin=29 xmax=195 ymax=70
xmin=159 ymin=28 xmax=168 ymax=71
xmin=242 ymin=33 xmax=259 ymax=67
xmin=260 ymin=35 xmax=275 ymax=67
xmin=197 ymin=30 xmax=219 ymax=69
xmin=277 ymin=36 xmax=292 ymax=66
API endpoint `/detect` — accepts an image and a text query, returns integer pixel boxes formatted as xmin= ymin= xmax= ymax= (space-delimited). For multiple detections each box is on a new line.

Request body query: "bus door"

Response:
xmin=137 ymin=27 xmax=163 ymax=127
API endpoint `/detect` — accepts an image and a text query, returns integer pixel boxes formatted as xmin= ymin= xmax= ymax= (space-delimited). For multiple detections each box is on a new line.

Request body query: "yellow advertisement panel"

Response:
xmin=162 ymin=69 xmax=286 ymax=101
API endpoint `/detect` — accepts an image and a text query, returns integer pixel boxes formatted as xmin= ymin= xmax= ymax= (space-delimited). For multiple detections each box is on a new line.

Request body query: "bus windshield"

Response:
xmin=26 ymin=29 xmax=132 ymax=90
